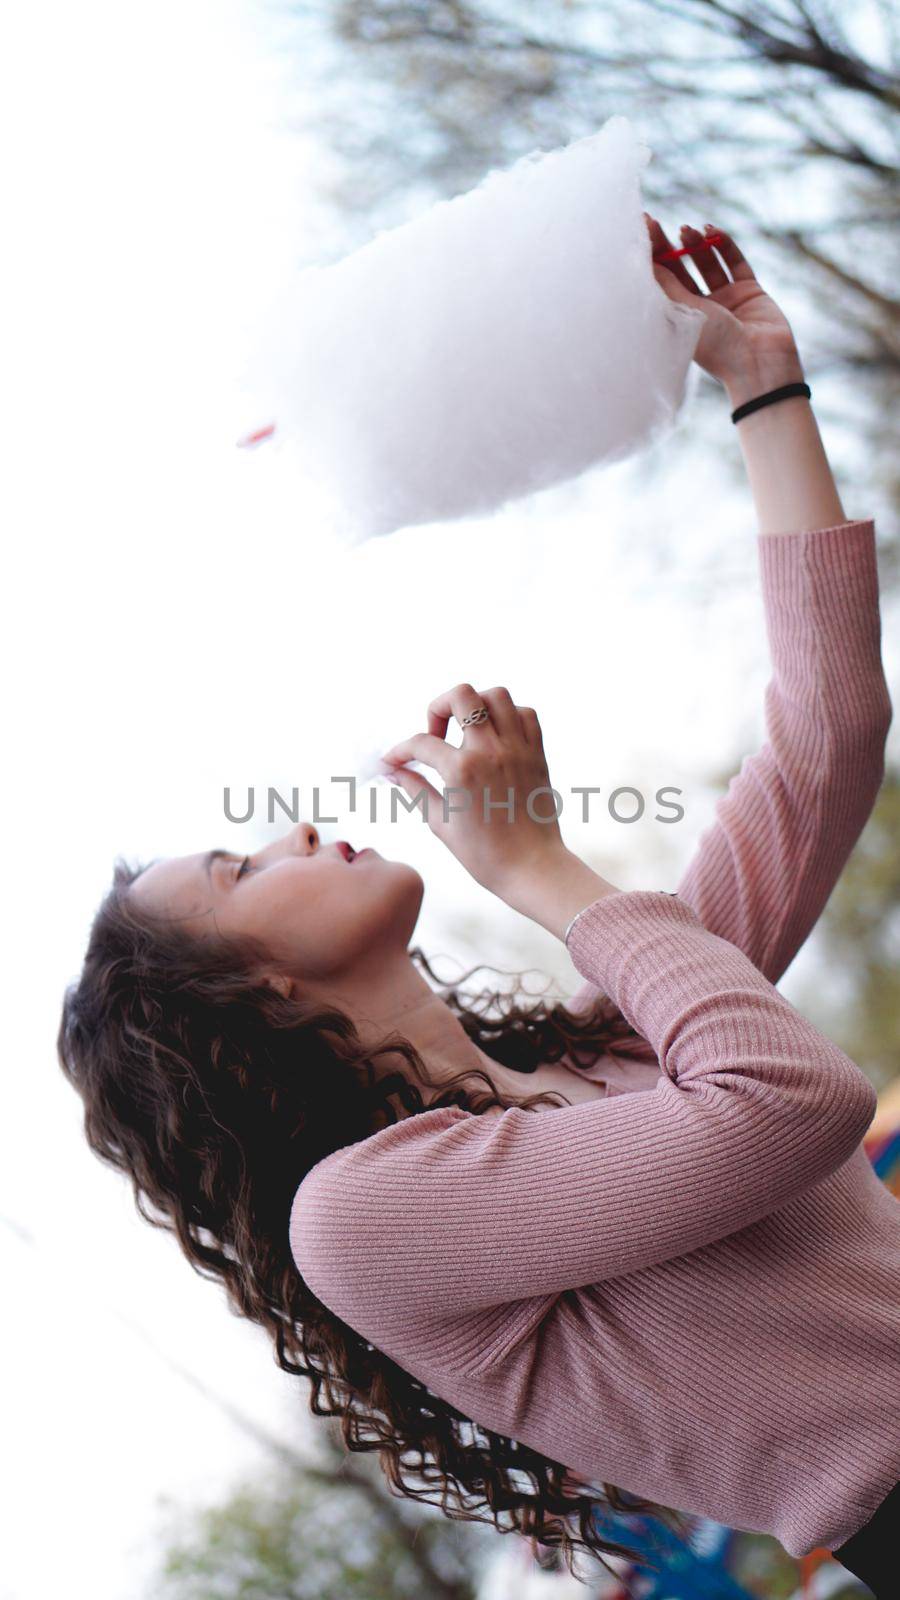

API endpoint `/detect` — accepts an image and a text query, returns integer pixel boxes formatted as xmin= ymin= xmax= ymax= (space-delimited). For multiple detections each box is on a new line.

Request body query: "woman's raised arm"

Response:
xmin=637 ymin=220 xmax=893 ymax=984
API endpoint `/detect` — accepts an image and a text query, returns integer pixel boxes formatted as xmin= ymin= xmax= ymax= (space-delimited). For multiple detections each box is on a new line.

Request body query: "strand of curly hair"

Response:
xmin=57 ymin=858 xmax=693 ymax=1591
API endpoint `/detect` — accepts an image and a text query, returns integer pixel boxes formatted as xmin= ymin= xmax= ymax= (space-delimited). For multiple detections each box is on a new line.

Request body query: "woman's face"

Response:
xmin=129 ymin=822 xmax=424 ymax=985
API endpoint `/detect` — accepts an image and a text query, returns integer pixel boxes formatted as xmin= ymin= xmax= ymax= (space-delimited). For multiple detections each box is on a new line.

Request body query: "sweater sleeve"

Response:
xmin=289 ymin=890 xmax=877 ymax=1327
xmin=567 ymin=519 xmax=892 ymax=1022
xmin=674 ymin=519 xmax=892 ymax=986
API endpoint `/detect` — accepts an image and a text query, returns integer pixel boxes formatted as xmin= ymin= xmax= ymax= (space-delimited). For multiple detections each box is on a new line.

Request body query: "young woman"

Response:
xmin=58 ymin=220 xmax=898 ymax=1594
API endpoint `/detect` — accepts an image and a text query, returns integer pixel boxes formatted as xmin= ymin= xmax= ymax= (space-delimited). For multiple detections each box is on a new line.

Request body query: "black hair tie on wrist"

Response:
xmin=731 ymin=381 xmax=811 ymax=424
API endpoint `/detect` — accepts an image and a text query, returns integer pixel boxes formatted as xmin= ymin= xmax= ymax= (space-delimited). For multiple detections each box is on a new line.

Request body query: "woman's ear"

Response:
xmin=261 ymin=970 xmax=295 ymax=1001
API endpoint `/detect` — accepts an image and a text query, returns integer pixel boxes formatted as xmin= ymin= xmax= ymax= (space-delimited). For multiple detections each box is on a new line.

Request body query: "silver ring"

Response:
xmin=459 ymin=706 xmax=490 ymax=728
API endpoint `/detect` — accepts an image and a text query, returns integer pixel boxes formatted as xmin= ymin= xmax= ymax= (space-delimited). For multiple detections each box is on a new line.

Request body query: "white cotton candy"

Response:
xmin=353 ymin=746 xmax=400 ymax=785
xmin=242 ymin=115 xmax=706 ymax=542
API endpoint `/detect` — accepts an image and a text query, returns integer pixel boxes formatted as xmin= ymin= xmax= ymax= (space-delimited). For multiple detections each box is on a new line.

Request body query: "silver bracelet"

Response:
xmin=564 ymin=890 xmax=679 ymax=946
xmin=563 ymin=905 xmax=591 ymax=946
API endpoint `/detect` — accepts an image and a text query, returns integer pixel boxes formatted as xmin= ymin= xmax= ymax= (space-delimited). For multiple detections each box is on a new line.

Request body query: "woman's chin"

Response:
xmin=371 ymin=850 xmax=419 ymax=879
xmin=392 ymin=859 xmax=426 ymax=904
xmin=356 ymin=850 xmax=424 ymax=907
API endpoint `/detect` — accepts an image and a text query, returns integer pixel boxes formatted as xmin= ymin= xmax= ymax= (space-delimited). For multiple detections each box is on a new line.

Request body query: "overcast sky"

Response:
xmin=3 ymin=2 xmax=898 ymax=1596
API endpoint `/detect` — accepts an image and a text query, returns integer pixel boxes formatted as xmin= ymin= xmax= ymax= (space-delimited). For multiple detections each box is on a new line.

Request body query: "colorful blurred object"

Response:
xmin=589 ymin=1500 xmax=755 ymax=1598
xmin=863 ymin=1073 xmax=900 ymax=1197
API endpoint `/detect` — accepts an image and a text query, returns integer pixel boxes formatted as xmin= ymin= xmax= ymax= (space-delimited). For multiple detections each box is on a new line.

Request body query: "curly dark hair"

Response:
xmin=57 ymin=858 xmax=692 ymax=1588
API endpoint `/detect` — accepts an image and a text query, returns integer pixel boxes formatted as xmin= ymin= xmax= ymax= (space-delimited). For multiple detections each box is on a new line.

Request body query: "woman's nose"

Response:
xmin=255 ymin=823 xmax=318 ymax=869
xmin=289 ymin=821 xmax=319 ymax=855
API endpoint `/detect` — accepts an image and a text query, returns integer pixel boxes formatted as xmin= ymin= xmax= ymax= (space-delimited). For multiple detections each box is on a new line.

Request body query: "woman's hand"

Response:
xmin=380 ymin=683 xmax=622 ymax=937
xmin=645 ymin=215 xmax=806 ymax=407
xmin=380 ymin=684 xmax=566 ymax=898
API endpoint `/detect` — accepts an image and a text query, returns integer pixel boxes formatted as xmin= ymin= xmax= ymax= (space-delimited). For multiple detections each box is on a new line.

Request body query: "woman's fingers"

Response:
xmin=515 ymin=705 xmax=543 ymax=746
xmin=647 ymin=214 xmax=757 ymax=297
xmin=382 ymin=684 xmax=536 ymax=821
xmin=644 ymin=212 xmax=702 ymax=297
xmin=380 ymin=685 xmax=539 ymax=847
xmin=478 ymin=687 xmax=527 ymax=740
xmin=383 ymin=691 xmax=565 ymax=899
xmin=681 ymin=224 xmax=729 ymax=292
xmin=426 ymin=682 xmax=481 ymax=740
xmin=381 ymin=761 xmax=445 ymax=821
xmin=425 ymin=683 xmax=524 ymax=741
xmin=706 ymin=225 xmax=757 ymax=284
xmin=380 ymin=730 xmax=461 ymax=780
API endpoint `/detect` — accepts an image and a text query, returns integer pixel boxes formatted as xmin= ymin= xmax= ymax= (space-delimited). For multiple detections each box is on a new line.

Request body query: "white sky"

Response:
xmin=2 ymin=2 xmax=897 ymax=1597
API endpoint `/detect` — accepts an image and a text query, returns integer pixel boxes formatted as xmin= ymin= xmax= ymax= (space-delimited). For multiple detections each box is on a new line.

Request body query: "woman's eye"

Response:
xmin=236 ymin=856 xmax=252 ymax=881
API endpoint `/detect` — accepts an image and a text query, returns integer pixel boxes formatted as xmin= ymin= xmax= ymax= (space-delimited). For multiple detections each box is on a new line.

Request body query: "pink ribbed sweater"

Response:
xmin=290 ymin=518 xmax=899 ymax=1558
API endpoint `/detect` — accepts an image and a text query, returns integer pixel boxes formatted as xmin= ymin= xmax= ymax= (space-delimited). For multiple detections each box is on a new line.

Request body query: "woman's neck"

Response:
xmin=313 ymin=947 xmax=562 ymax=1110
xmin=315 ymin=948 xmax=499 ymax=1094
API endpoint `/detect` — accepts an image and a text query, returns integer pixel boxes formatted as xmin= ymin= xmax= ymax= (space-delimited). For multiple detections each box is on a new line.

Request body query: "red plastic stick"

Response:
xmin=236 ymin=422 xmax=277 ymax=448
xmin=653 ymin=230 xmax=726 ymax=263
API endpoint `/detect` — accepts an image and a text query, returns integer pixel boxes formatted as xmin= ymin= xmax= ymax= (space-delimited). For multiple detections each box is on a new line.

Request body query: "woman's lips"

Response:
xmin=337 ymin=840 xmax=372 ymax=863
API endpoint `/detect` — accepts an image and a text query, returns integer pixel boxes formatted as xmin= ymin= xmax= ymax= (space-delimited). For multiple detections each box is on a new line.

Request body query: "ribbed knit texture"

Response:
xmin=290 ymin=518 xmax=898 ymax=1558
